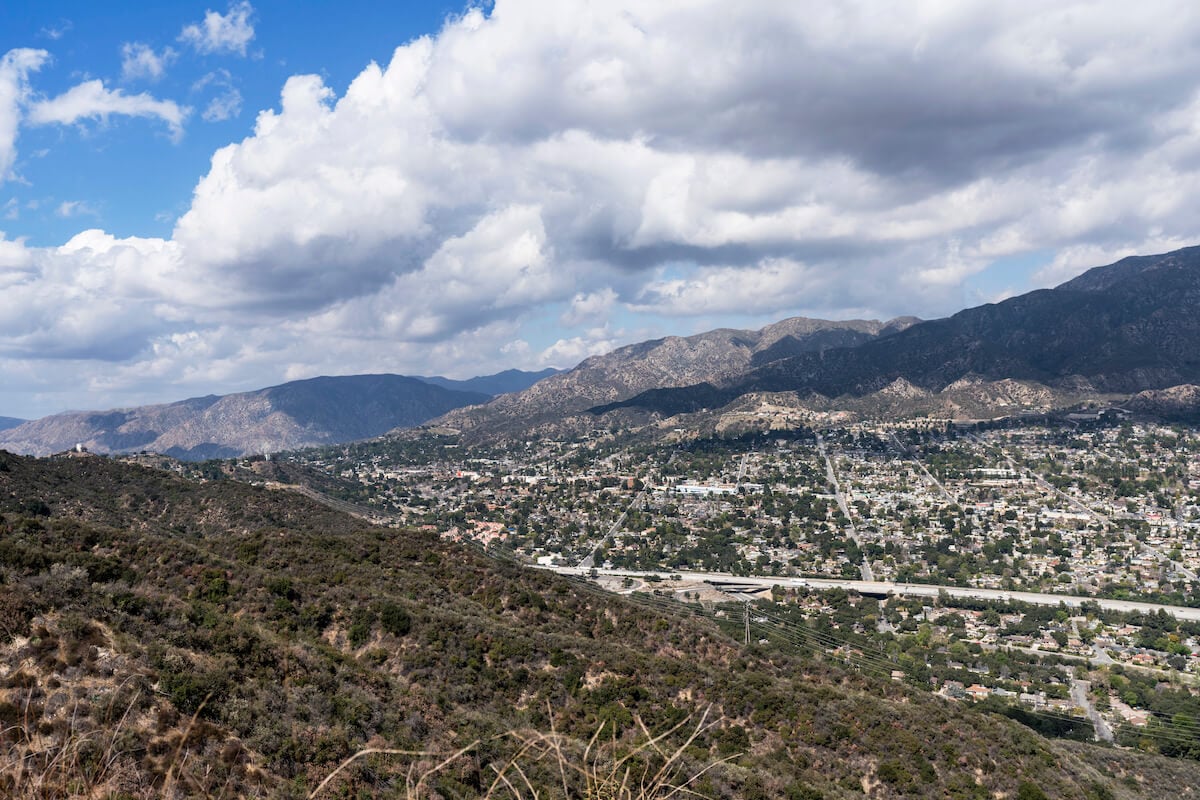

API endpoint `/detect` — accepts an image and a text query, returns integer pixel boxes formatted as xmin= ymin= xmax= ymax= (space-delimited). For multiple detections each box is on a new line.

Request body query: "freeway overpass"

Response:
xmin=544 ymin=566 xmax=1200 ymax=621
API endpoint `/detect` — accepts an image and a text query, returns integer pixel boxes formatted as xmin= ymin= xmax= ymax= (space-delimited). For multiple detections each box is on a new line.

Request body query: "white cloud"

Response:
xmin=0 ymin=48 xmax=49 ymax=182
xmin=55 ymin=200 xmax=97 ymax=218
xmin=560 ymin=288 xmax=617 ymax=327
xmin=538 ymin=329 xmax=623 ymax=368
xmin=202 ymin=89 xmax=242 ymax=121
xmin=27 ymin=80 xmax=189 ymax=140
xmin=121 ymin=42 xmax=176 ymax=82
xmin=180 ymin=2 xmax=255 ymax=56
xmin=9 ymin=1 xmax=1200 ymax=416
xmin=39 ymin=21 xmax=72 ymax=41
xmin=632 ymin=258 xmax=827 ymax=317
xmin=194 ymin=71 xmax=243 ymax=121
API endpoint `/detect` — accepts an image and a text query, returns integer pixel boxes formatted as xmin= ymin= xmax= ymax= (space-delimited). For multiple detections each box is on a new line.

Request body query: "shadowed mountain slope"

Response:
xmin=596 ymin=246 xmax=1200 ymax=418
xmin=0 ymin=374 xmax=489 ymax=459
xmin=433 ymin=316 xmax=918 ymax=439
xmin=416 ymin=367 xmax=561 ymax=396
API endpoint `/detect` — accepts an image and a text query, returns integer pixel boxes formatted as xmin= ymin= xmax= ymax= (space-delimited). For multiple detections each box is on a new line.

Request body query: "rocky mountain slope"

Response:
xmin=0 ymin=416 xmax=24 ymax=432
xmin=2 ymin=450 xmax=1196 ymax=798
xmin=597 ymin=245 xmax=1200 ymax=420
xmin=1125 ymin=384 xmax=1200 ymax=420
xmin=0 ymin=374 xmax=489 ymax=459
xmin=434 ymin=316 xmax=917 ymax=439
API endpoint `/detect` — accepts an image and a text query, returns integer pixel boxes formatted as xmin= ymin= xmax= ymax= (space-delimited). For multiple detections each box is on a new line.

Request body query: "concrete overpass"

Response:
xmin=545 ymin=566 xmax=1200 ymax=621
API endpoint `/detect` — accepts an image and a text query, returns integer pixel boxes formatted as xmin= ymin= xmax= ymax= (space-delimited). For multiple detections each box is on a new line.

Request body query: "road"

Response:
xmin=890 ymin=433 xmax=956 ymax=504
xmin=546 ymin=565 xmax=1200 ymax=621
xmin=1069 ymin=669 xmax=1114 ymax=742
xmin=578 ymin=485 xmax=648 ymax=569
xmin=815 ymin=433 xmax=873 ymax=581
xmin=735 ymin=452 xmax=751 ymax=488
xmin=974 ymin=434 xmax=1197 ymax=582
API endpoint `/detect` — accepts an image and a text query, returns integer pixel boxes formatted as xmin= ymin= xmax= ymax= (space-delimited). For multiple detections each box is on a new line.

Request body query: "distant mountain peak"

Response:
xmin=0 ymin=374 xmax=489 ymax=459
xmin=415 ymin=367 xmax=561 ymax=396
xmin=593 ymin=244 xmax=1200 ymax=423
xmin=429 ymin=315 xmax=917 ymax=440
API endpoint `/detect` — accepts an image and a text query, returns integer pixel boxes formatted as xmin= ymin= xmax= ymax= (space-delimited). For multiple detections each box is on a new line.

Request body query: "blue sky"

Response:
xmin=6 ymin=1 xmax=461 ymax=245
xmin=2 ymin=1 xmax=1200 ymax=419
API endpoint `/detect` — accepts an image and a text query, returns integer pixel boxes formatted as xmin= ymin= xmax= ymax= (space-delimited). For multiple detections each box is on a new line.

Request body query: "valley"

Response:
xmin=9 ymin=247 xmax=1200 ymax=797
xmin=256 ymin=411 xmax=1200 ymax=764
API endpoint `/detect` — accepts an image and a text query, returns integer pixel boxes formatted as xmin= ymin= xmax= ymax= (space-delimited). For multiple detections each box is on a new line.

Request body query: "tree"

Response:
xmin=1017 ymin=781 xmax=1049 ymax=800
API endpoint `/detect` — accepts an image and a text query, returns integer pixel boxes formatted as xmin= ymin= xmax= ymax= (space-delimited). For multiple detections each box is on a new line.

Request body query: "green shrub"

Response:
xmin=379 ymin=602 xmax=411 ymax=637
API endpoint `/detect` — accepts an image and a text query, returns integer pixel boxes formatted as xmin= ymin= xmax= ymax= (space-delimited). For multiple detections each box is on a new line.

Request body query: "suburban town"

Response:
xmin=261 ymin=415 xmax=1200 ymax=751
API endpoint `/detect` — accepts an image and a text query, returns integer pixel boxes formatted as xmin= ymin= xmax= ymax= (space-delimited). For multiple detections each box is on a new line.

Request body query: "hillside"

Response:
xmin=434 ymin=316 xmax=917 ymax=441
xmin=416 ymin=367 xmax=561 ymax=396
xmin=0 ymin=375 xmax=489 ymax=460
xmin=0 ymin=417 xmax=24 ymax=432
xmin=597 ymin=246 xmax=1200 ymax=420
xmin=1 ymin=451 xmax=1198 ymax=797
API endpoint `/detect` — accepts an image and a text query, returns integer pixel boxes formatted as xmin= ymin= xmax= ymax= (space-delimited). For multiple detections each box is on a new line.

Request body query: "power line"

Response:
xmin=619 ymin=588 xmax=1200 ymax=739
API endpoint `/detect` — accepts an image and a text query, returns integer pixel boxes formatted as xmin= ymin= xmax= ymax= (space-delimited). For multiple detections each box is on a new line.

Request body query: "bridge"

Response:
xmin=545 ymin=566 xmax=1200 ymax=621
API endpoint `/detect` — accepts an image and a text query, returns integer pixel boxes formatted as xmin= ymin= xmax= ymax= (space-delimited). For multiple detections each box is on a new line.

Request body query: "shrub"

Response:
xmin=379 ymin=602 xmax=412 ymax=637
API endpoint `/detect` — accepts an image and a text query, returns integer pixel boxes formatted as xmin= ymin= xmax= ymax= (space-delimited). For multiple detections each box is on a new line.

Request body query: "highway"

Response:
xmin=545 ymin=565 xmax=1200 ymax=621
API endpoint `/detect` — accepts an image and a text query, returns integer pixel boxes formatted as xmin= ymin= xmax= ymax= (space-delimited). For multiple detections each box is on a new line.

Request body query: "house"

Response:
xmin=965 ymin=684 xmax=991 ymax=701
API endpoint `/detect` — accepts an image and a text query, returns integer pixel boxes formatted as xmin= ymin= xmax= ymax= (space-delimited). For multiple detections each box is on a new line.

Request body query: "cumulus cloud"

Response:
xmin=0 ymin=48 xmax=49 ymax=182
xmin=8 ymin=0 xmax=1200 ymax=416
xmin=121 ymin=42 xmax=176 ymax=82
xmin=180 ymin=2 xmax=255 ymax=56
xmin=560 ymin=288 xmax=617 ymax=327
xmin=27 ymin=80 xmax=189 ymax=140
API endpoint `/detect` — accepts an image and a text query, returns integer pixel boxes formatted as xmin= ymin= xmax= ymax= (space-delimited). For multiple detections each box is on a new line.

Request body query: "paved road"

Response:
xmin=815 ymin=433 xmax=873 ymax=581
xmin=1069 ymin=669 xmax=1114 ymax=742
xmin=890 ymin=433 xmax=956 ymax=504
xmin=578 ymin=485 xmax=647 ymax=569
xmin=547 ymin=566 xmax=1200 ymax=621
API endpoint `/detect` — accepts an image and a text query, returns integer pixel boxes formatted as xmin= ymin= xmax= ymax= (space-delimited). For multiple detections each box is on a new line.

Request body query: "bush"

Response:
xmin=379 ymin=602 xmax=411 ymax=637
xmin=1017 ymin=782 xmax=1049 ymax=800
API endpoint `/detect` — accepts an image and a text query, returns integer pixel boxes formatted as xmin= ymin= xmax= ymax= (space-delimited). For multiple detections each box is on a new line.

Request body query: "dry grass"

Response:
xmin=1 ymin=690 xmax=145 ymax=799
xmin=1 ymin=695 xmax=732 ymax=800
xmin=307 ymin=705 xmax=731 ymax=799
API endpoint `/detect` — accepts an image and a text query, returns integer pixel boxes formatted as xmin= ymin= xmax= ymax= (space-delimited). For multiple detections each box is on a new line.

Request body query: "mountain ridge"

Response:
xmin=0 ymin=374 xmax=489 ymax=459
xmin=593 ymin=245 xmax=1200 ymax=421
xmin=415 ymin=367 xmax=561 ymax=396
xmin=430 ymin=315 xmax=920 ymax=440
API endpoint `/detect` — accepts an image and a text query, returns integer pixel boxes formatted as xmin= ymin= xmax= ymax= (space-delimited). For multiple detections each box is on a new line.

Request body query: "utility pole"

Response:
xmin=744 ymin=601 xmax=751 ymax=645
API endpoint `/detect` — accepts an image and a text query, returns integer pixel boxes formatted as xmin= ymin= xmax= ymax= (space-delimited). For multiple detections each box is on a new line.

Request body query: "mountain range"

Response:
xmin=6 ymin=246 xmax=1200 ymax=458
xmin=0 ymin=369 xmax=560 ymax=460
xmin=415 ymin=367 xmax=561 ymax=395
xmin=0 ymin=375 xmax=490 ymax=460
xmin=432 ymin=316 xmax=919 ymax=439
xmin=587 ymin=245 xmax=1200 ymax=423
